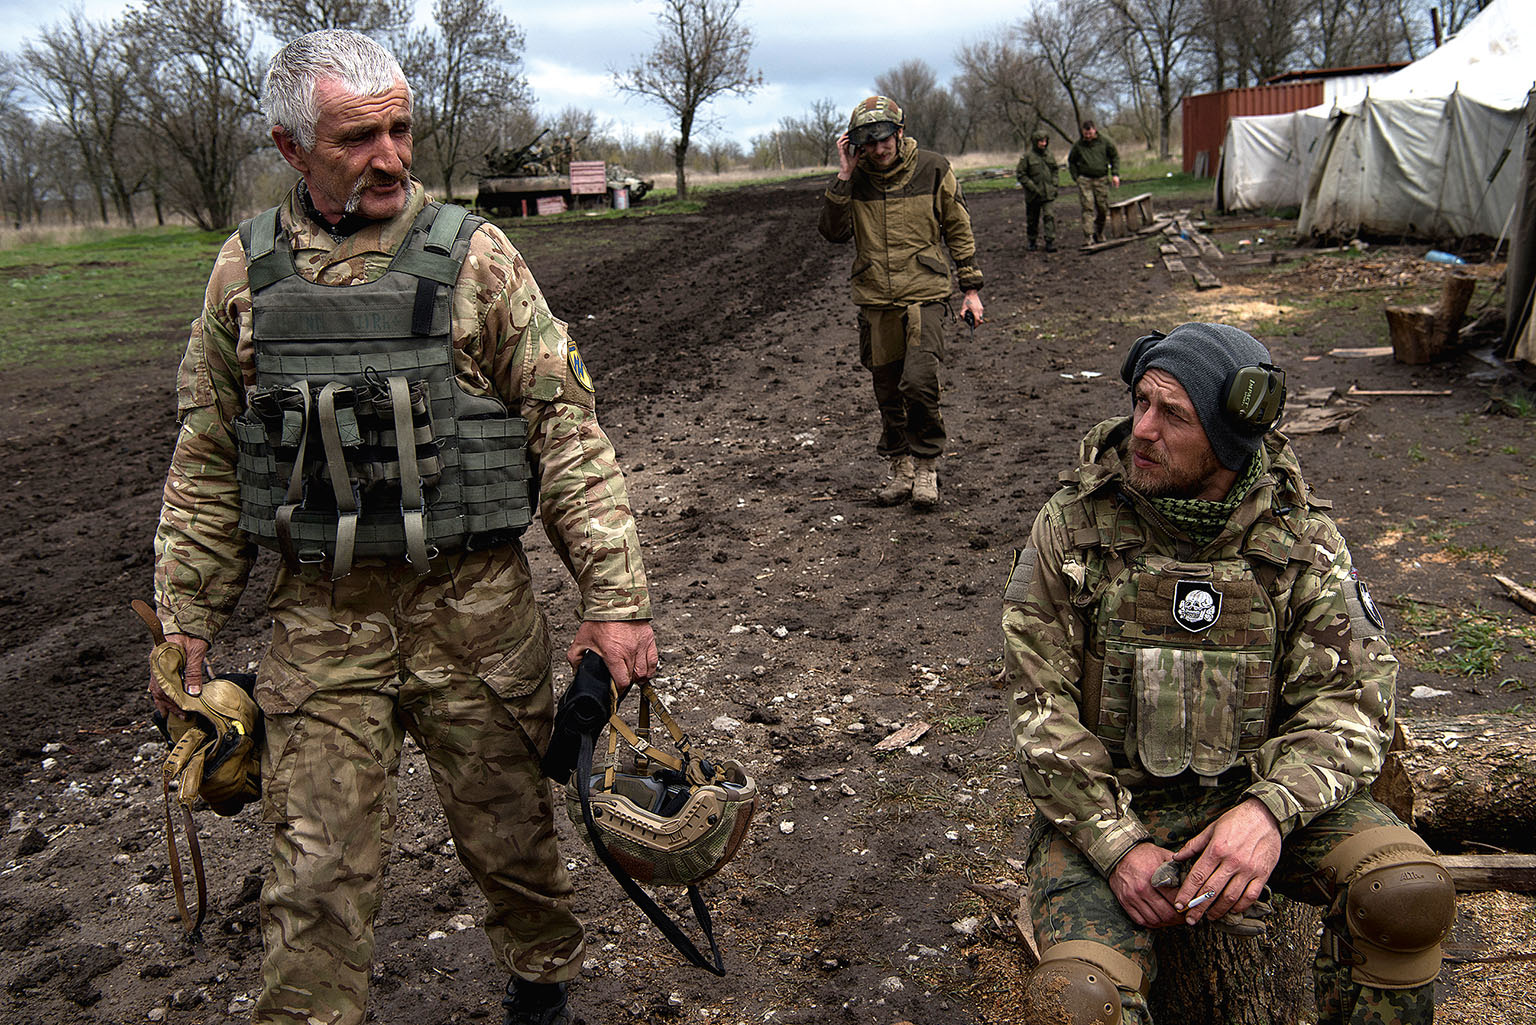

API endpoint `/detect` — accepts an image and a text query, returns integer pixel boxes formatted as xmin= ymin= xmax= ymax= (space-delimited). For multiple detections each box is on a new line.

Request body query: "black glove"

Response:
xmin=541 ymin=651 xmax=616 ymax=784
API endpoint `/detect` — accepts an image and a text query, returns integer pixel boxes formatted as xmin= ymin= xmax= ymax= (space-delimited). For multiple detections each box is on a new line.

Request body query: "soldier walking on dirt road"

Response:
xmin=1002 ymin=322 xmax=1454 ymax=1024
xmin=147 ymin=29 xmax=656 ymax=1025
xmin=818 ymin=95 xmax=984 ymax=510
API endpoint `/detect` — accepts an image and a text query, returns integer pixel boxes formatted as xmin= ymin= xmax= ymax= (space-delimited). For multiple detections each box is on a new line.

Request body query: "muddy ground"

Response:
xmin=2 ymin=176 xmax=1535 ymax=1025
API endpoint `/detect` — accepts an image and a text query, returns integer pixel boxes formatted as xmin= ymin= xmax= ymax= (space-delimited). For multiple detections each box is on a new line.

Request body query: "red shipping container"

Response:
xmin=1183 ymin=82 xmax=1324 ymax=176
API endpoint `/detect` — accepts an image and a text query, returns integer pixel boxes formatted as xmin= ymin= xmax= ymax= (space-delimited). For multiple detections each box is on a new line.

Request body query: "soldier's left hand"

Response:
xmin=568 ymin=619 xmax=658 ymax=696
xmin=1169 ymin=798 xmax=1282 ymax=926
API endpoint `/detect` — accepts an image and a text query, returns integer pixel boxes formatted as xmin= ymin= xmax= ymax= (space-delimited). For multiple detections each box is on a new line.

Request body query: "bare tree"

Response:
xmin=123 ymin=0 xmax=266 ymax=229
xmin=246 ymin=0 xmax=411 ymax=40
xmin=1298 ymin=0 xmax=1422 ymax=69
xmin=1108 ymin=0 xmax=1204 ymax=159
xmin=22 ymin=13 xmax=150 ymax=225
xmin=398 ymin=0 xmax=530 ymax=200
xmin=955 ymin=38 xmax=1071 ymax=148
xmin=875 ymin=59 xmax=955 ymax=151
xmin=1024 ymin=0 xmax=1111 ymax=135
xmin=0 ymin=55 xmax=44 ymax=227
xmin=776 ymin=97 xmax=844 ymax=167
xmin=700 ymin=135 xmax=744 ymax=174
xmin=613 ymin=0 xmax=763 ymax=200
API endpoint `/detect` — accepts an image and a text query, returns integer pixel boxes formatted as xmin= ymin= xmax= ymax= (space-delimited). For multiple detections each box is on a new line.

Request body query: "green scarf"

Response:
xmin=1148 ymin=454 xmax=1263 ymax=547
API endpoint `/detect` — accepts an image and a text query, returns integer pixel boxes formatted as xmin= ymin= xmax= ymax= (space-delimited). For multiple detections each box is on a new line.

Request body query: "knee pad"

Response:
xmin=1320 ymin=825 xmax=1456 ymax=988
xmin=1024 ymin=940 xmax=1144 ymax=1025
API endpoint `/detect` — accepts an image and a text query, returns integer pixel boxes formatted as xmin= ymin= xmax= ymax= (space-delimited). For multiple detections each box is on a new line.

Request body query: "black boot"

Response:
xmin=1028 ymin=239 xmax=1038 ymax=251
xmin=1044 ymin=241 xmax=1057 ymax=252
xmin=503 ymin=979 xmax=576 ymax=1025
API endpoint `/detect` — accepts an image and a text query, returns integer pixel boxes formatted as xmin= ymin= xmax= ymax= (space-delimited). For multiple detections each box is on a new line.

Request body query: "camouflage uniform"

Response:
xmin=154 ymin=181 xmax=650 ymax=1025
xmin=1003 ymin=417 xmax=1437 ymax=1025
xmin=1067 ymin=134 xmax=1119 ymax=240
xmin=818 ymin=136 xmax=983 ymax=460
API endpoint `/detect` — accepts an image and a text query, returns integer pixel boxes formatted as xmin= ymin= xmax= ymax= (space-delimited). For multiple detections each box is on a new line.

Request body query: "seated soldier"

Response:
xmin=1001 ymin=322 xmax=1455 ymax=1024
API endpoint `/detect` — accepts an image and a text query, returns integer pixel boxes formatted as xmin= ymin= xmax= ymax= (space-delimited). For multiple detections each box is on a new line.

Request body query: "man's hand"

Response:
xmin=567 ymin=620 xmax=658 ymax=696
xmin=836 ymin=132 xmax=856 ymax=180
xmin=149 ymin=634 xmax=208 ymax=718
xmin=960 ymin=290 xmax=984 ymax=327
xmin=1170 ymin=798 xmax=1282 ymax=925
xmin=1109 ymin=841 xmax=1183 ymax=928
xmin=1111 ymin=174 xmax=1121 ymax=188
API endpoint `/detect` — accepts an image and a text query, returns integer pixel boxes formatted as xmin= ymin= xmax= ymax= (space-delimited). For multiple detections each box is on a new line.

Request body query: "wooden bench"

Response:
xmin=1106 ymin=192 xmax=1154 ymax=237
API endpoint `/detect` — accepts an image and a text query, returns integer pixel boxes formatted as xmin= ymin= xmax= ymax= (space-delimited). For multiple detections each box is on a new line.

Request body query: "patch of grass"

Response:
xmin=1441 ymin=541 xmax=1504 ymax=564
xmin=0 ymin=225 xmax=227 ymax=371
xmin=1408 ymin=442 xmax=1426 ymax=463
xmin=1394 ymin=598 xmax=1534 ymax=679
xmin=939 ymin=714 xmax=989 ymax=736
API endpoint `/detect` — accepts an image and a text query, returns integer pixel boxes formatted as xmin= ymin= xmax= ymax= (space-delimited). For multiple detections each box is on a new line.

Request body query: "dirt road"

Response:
xmin=2 ymin=177 xmax=1532 ymax=1023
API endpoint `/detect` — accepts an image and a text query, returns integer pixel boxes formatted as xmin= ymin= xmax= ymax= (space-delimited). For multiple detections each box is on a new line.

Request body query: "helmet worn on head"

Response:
xmin=848 ymin=95 xmax=904 ymax=146
xmin=1032 ymin=130 xmax=1050 ymax=145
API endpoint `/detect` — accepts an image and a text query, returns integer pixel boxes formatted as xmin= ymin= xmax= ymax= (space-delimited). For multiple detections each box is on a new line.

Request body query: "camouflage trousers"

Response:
xmin=858 ymin=302 xmax=948 ymax=460
xmin=251 ymin=545 xmax=583 ymax=1025
xmin=1077 ymin=175 xmax=1111 ymax=238
xmin=1025 ymin=778 xmax=1437 ymax=1025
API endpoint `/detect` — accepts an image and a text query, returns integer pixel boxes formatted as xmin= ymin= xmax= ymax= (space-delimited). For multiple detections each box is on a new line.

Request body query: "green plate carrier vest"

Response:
xmin=232 ymin=202 xmax=533 ymax=577
xmin=1064 ymin=489 xmax=1307 ymax=785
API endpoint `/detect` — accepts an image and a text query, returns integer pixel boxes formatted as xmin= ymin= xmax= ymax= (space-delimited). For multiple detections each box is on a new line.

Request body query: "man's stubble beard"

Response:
xmin=1126 ymin=440 xmax=1221 ymax=499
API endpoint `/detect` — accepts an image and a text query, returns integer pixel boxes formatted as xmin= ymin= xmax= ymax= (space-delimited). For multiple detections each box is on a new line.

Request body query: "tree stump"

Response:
xmin=1385 ymin=274 xmax=1476 ymax=363
xmin=1148 ymin=896 xmax=1321 ymax=1025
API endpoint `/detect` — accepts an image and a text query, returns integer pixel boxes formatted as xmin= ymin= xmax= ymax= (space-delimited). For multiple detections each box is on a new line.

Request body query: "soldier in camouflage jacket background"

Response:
xmin=818 ymin=95 xmax=985 ymax=511
xmin=1014 ymin=130 xmax=1059 ymax=253
xmin=147 ymin=30 xmax=654 ymax=1025
xmin=1002 ymin=323 xmax=1454 ymax=1025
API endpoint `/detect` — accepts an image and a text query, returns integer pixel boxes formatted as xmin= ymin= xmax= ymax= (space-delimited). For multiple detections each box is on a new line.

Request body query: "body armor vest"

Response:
xmin=1065 ymin=491 xmax=1304 ymax=784
xmin=231 ymin=202 xmax=533 ymax=578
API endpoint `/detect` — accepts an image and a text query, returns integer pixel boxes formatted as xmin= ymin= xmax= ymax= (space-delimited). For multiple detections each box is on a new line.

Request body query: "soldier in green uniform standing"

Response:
xmin=1068 ymin=120 xmax=1120 ymax=244
xmin=1015 ymin=130 xmax=1059 ymax=253
xmin=1001 ymin=323 xmax=1454 ymax=1024
xmin=818 ymin=95 xmax=985 ymax=510
xmin=146 ymin=30 xmax=655 ymax=1025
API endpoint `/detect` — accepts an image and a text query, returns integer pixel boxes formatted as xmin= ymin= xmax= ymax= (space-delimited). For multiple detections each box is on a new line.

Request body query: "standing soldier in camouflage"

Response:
xmin=1015 ymin=130 xmax=1059 ymax=253
xmin=1068 ymin=120 xmax=1119 ymax=244
xmin=147 ymin=30 xmax=655 ymax=1025
xmin=818 ymin=95 xmax=984 ymax=510
xmin=1001 ymin=323 xmax=1453 ymax=1024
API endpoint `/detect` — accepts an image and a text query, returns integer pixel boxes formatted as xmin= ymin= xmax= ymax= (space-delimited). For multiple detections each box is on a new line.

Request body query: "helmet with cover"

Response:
xmin=848 ymin=95 xmax=904 ymax=147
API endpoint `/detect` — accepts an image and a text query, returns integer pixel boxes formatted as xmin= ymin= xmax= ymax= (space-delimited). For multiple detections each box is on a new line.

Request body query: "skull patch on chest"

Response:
xmin=1172 ymin=579 xmax=1223 ymax=633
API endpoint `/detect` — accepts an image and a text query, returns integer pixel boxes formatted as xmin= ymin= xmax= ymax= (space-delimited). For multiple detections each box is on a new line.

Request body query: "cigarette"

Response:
xmin=1187 ymin=890 xmax=1217 ymax=909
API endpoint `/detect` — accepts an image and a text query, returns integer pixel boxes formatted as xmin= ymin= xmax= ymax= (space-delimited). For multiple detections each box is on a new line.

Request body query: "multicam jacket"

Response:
xmin=154 ymin=181 xmax=650 ymax=639
xmin=1003 ymin=417 xmax=1398 ymax=877
xmin=817 ymin=136 xmax=984 ymax=308
xmin=1015 ymin=146 xmax=1060 ymax=203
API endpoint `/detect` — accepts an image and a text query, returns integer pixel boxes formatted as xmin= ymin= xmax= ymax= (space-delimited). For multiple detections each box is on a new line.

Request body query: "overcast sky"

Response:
xmin=0 ymin=0 xmax=1027 ymax=145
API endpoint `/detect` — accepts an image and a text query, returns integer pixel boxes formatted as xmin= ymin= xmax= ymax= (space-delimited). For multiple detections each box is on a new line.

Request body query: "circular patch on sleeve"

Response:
xmin=1356 ymin=580 xmax=1384 ymax=631
xmin=568 ymin=341 xmax=594 ymax=393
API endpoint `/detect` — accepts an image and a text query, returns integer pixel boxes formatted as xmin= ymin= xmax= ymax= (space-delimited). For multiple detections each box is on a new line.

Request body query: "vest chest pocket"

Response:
xmin=1097 ymin=565 xmax=1277 ymax=780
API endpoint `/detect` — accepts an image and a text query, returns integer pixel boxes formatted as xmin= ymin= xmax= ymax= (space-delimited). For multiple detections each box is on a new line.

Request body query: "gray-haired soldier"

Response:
xmin=1002 ymin=323 xmax=1454 ymax=1024
xmin=148 ymin=29 xmax=656 ymax=1025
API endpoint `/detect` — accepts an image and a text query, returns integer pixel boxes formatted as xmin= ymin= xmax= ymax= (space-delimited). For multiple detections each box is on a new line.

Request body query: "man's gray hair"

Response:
xmin=262 ymin=30 xmax=410 ymax=150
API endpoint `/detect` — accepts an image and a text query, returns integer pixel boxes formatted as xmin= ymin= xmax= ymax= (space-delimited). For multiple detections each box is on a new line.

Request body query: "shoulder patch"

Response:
xmin=1344 ymin=570 xmax=1387 ymax=638
xmin=1004 ymin=548 xmax=1039 ymax=602
xmin=568 ymin=340 xmax=594 ymax=393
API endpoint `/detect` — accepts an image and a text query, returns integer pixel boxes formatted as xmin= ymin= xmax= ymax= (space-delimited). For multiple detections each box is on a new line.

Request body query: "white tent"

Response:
xmin=1219 ymin=0 xmax=1534 ymax=239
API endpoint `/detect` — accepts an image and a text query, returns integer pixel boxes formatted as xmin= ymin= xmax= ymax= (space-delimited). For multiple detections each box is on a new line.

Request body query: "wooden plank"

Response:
xmin=1192 ymin=232 xmax=1223 ymax=260
xmin=1345 ymin=385 xmax=1454 ymax=397
xmin=1329 ymin=346 xmax=1395 ymax=358
xmin=1163 ymin=255 xmax=1187 ymax=273
xmin=1172 ymin=237 xmax=1200 ymax=258
xmin=1438 ymin=854 xmax=1536 ymax=893
xmin=1189 ymin=260 xmax=1222 ymax=290
xmin=1159 ymin=243 xmax=1179 ymax=255
xmin=1083 ymin=234 xmax=1142 ymax=253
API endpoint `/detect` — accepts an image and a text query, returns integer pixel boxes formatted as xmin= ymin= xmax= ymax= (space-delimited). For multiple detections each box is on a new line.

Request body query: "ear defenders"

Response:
xmin=1120 ymin=329 xmax=1287 ymax=432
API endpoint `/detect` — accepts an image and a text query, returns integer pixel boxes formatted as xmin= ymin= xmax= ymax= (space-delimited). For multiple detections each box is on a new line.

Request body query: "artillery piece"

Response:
xmin=476 ymin=130 xmax=654 ymax=216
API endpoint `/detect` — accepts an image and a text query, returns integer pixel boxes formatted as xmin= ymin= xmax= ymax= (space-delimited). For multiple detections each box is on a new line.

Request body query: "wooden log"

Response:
xmin=1397 ymin=711 xmax=1536 ymax=854
xmin=1438 ymin=854 xmax=1536 ymax=892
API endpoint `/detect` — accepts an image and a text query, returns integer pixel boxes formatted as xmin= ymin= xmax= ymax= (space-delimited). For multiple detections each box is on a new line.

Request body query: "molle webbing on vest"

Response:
xmin=233 ymin=202 xmax=533 ymax=577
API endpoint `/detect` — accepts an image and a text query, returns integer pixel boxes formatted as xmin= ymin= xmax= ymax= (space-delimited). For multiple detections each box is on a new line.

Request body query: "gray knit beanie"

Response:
xmin=1123 ymin=322 xmax=1275 ymax=471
